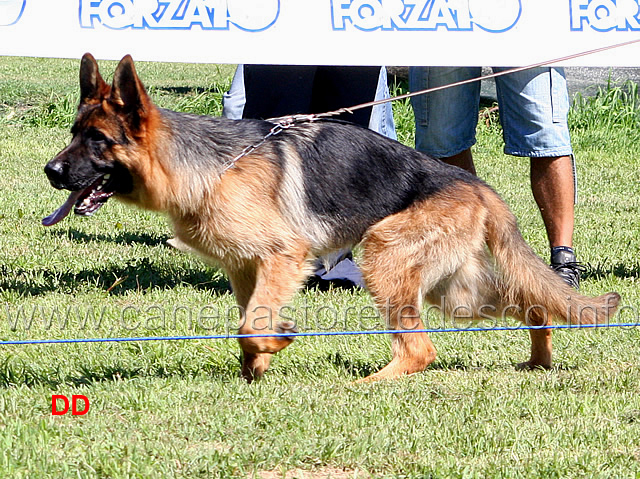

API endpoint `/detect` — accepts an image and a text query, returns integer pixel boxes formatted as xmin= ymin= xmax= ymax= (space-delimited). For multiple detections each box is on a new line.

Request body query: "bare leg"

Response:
xmin=530 ymin=156 xmax=575 ymax=249
xmin=440 ymin=148 xmax=477 ymax=175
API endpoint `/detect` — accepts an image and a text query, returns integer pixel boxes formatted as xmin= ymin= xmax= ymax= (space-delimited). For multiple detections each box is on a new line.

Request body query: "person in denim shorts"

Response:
xmin=409 ymin=66 xmax=583 ymax=289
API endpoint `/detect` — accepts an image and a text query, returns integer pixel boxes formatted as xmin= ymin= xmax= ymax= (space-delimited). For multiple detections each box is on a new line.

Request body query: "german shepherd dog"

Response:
xmin=44 ymin=54 xmax=620 ymax=382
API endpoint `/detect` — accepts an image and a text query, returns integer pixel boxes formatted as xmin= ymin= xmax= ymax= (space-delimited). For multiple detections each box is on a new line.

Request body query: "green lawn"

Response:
xmin=0 ymin=57 xmax=639 ymax=478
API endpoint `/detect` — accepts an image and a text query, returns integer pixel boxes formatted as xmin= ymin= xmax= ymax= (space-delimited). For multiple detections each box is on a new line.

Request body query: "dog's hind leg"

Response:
xmin=230 ymin=241 xmax=312 ymax=382
xmin=357 ymin=191 xmax=492 ymax=382
xmin=357 ymin=218 xmax=450 ymax=382
xmin=357 ymin=252 xmax=438 ymax=382
xmin=520 ymin=328 xmax=553 ymax=370
xmin=512 ymin=305 xmax=553 ymax=370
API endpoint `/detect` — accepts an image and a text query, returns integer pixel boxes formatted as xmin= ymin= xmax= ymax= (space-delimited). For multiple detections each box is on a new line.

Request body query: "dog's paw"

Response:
xmin=241 ymin=352 xmax=272 ymax=383
xmin=516 ymin=361 xmax=552 ymax=371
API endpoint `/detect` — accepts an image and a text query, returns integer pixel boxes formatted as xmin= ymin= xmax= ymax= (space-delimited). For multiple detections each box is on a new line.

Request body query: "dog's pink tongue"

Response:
xmin=42 ymin=191 xmax=83 ymax=226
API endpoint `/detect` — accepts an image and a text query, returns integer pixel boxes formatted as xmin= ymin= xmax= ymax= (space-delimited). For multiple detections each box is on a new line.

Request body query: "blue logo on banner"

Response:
xmin=331 ymin=0 xmax=522 ymax=32
xmin=79 ymin=0 xmax=280 ymax=31
xmin=570 ymin=0 xmax=640 ymax=31
xmin=0 ymin=0 xmax=26 ymax=26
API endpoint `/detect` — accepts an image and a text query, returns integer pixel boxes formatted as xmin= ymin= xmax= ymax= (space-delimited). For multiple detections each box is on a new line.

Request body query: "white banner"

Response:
xmin=1 ymin=0 xmax=640 ymax=66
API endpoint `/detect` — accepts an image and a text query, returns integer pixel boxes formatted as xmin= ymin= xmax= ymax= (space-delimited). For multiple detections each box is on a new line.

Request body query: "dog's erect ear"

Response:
xmin=110 ymin=54 xmax=150 ymax=117
xmin=79 ymin=53 xmax=109 ymax=104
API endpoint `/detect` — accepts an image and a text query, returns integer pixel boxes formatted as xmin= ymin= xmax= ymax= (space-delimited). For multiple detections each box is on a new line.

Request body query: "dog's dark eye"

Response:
xmin=85 ymin=128 xmax=108 ymax=143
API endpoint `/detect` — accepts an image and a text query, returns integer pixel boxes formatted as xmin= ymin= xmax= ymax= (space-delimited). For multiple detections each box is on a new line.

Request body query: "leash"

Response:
xmin=216 ymin=38 xmax=640 ymax=173
xmin=220 ymin=122 xmax=290 ymax=173
xmin=277 ymin=37 xmax=640 ymax=123
xmin=220 ymin=114 xmax=318 ymax=173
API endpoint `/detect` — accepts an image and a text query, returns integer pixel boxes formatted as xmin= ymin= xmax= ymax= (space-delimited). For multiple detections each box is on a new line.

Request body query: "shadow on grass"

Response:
xmin=327 ymin=351 xmax=485 ymax=379
xmin=326 ymin=352 xmax=385 ymax=379
xmin=583 ymin=262 xmax=640 ymax=281
xmin=0 ymin=354 xmax=578 ymax=389
xmin=327 ymin=351 xmax=579 ymax=379
xmin=0 ymin=358 xmax=239 ymax=389
xmin=50 ymin=228 xmax=169 ymax=248
xmin=1 ymin=228 xmax=232 ymax=295
xmin=67 ymin=361 xmax=238 ymax=387
xmin=152 ymin=85 xmax=226 ymax=95
xmin=0 ymin=260 xmax=231 ymax=297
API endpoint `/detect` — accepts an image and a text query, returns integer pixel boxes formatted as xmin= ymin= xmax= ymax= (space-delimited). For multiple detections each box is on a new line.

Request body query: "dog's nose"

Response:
xmin=44 ymin=160 xmax=66 ymax=188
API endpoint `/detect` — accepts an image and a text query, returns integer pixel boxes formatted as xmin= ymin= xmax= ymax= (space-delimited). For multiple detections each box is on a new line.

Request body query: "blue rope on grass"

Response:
xmin=0 ymin=322 xmax=638 ymax=346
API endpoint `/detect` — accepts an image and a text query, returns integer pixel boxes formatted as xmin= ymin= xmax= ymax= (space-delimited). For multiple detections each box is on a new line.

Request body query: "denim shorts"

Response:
xmin=408 ymin=67 xmax=573 ymax=158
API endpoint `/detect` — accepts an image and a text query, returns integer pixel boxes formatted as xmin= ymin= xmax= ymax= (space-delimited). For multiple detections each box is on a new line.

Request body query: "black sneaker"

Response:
xmin=550 ymin=248 xmax=585 ymax=290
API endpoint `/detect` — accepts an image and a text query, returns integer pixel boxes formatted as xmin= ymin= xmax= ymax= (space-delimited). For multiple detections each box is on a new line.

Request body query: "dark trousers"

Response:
xmin=242 ymin=65 xmax=380 ymax=127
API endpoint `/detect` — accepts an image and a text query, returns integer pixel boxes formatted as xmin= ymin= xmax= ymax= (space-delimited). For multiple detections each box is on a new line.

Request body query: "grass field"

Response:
xmin=1 ymin=57 xmax=640 ymax=478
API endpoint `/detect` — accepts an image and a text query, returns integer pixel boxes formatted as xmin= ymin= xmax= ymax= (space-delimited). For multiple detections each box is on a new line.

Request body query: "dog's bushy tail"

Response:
xmin=482 ymin=186 xmax=620 ymax=325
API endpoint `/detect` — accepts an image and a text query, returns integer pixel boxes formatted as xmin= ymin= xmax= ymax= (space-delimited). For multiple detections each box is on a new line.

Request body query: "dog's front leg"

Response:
xmin=230 ymin=243 xmax=311 ymax=382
